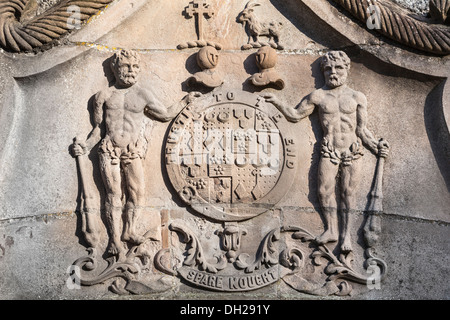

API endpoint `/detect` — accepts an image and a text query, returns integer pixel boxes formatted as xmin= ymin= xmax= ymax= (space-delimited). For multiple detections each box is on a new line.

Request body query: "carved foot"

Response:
xmin=268 ymin=41 xmax=277 ymax=49
xmin=107 ymin=241 xmax=126 ymax=261
xmin=242 ymin=44 xmax=254 ymax=50
xmin=84 ymin=232 xmax=100 ymax=249
xmin=315 ymin=230 xmax=338 ymax=245
xmin=122 ymin=232 xmax=146 ymax=245
xmin=340 ymin=238 xmax=353 ymax=254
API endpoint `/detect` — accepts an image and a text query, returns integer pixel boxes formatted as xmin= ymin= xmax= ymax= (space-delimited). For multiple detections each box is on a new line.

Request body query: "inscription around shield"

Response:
xmin=165 ymin=90 xmax=297 ymax=221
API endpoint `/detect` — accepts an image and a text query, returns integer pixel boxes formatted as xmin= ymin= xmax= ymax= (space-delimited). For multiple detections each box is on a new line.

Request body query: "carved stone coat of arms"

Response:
xmin=0 ymin=0 xmax=448 ymax=301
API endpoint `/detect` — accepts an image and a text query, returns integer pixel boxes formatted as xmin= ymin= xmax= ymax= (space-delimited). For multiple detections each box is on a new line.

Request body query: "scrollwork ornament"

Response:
xmin=280 ymin=225 xmax=387 ymax=296
xmin=72 ymin=245 xmax=146 ymax=288
xmin=235 ymin=228 xmax=280 ymax=273
xmin=169 ymin=220 xmax=228 ymax=274
xmin=154 ymin=248 xmax=178 ymax=276
xmin=280 ymin=247 xmax=304 ymax=273
xmin=72 ymin=243 xmax=175 ymax=295
xmin=178 ymin=186 xmax=197 ymax=205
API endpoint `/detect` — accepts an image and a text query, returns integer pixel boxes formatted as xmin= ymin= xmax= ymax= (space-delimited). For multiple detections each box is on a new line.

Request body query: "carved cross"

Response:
xmin=185 ymin=0 xmax=215 ymax=41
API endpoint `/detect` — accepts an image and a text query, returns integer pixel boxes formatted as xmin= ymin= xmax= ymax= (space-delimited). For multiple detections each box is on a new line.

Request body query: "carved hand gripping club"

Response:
xmin=364 ymin=138 xmax=389 ymax=248
xmin=73 ymin=137 xmax=100 ymax=250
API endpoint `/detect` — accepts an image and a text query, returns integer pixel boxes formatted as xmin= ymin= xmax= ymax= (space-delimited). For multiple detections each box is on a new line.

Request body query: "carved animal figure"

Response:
xmin=237 ymin=1 xmax=282 ymax=48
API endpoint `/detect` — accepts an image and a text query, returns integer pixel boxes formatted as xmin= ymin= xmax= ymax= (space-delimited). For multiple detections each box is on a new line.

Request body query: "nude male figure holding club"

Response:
xmin=264 ymin=51 xmax=389 ymax=253
xmin=72 ymin=49 xmax=200 ymax=259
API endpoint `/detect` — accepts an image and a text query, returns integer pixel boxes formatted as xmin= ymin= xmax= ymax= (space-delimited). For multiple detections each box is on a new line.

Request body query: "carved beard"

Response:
xmin=117 ymin=71 xmax=138 ymax=86
xmin=326 ymin=74 xmax=347 ymax=88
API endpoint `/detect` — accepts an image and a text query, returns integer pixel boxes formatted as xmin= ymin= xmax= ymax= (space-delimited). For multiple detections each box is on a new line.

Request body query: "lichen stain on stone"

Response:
xmin=4 ymin=235 xmax=14 ymax=247
xmin=74 ymin=42 xmax=116 ymax=52
xmin=16 ymin=226 xmax=33 ymax=239
xmin=85 ymin=5 xmax=110 ymax=25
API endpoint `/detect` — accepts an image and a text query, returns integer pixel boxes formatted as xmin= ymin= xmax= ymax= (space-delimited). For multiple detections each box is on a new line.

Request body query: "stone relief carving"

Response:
xmin=217 ymin=222 xmax=247 ymax=263
xmin=186 ymin=45 xmax=224 ymax=89
xmin=430 ymin=0 xmax=450 ymax=23
xmin=237 ymin=0 xmax=284 ymax=50
xmin=0 ymin=0 xmax=445 ymax=302
xmin=152 ymin=66 xmax=388 ymax=295
xmin=155 ymin=220 xmax=281 ymax=292
xmin=0 ymin=0 xmax=113 ymax=52
xmin=248 ymin=45 xmax=285 ymax=90
xmin=6 ymin=0 xmax=413 ymax=297
xmin=70 ymin=49 xmax=201 ymax=294
xmin=1 ymin=0 xmax=448 ymax=55
xmin=154 ymin=218 xmax=387 ymax=295
xmin=330 ymin=0 xmax=450 ymax=55
xmin=164 ymin=89 xmax=298 ymax=222
xmin=279 ymin=225 xmax=387 ymax=296
xmin=177 ymin=0 xmax=222 ymax=50
xmin=263 ymin=51 xmax=390 ymax=254
xmin=62 ymin=46 xmax=392 ymax=296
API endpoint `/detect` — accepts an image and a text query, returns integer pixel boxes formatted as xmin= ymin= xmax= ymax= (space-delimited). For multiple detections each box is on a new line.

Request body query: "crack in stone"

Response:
xmin=0 ymin=207 xmax=448 ymax=227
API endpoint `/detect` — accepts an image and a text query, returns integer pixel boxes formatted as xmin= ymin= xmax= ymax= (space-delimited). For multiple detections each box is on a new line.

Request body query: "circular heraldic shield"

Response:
xmin=165 ymin=90 xmax=297 ymax=221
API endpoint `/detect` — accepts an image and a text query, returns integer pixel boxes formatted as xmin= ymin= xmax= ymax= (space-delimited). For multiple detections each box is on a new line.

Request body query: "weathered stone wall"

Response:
xmin=0 ymin=0 xmax=448 ymax=300
xmin=393 ymin=0 xmax=429 ymax=14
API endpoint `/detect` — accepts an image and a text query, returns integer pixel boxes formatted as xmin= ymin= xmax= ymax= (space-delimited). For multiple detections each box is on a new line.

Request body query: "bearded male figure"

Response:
xmin=72 ymin=50 xmax=199 ymax=259
xmin=264 ymin=51 xmax=389 ymax=253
